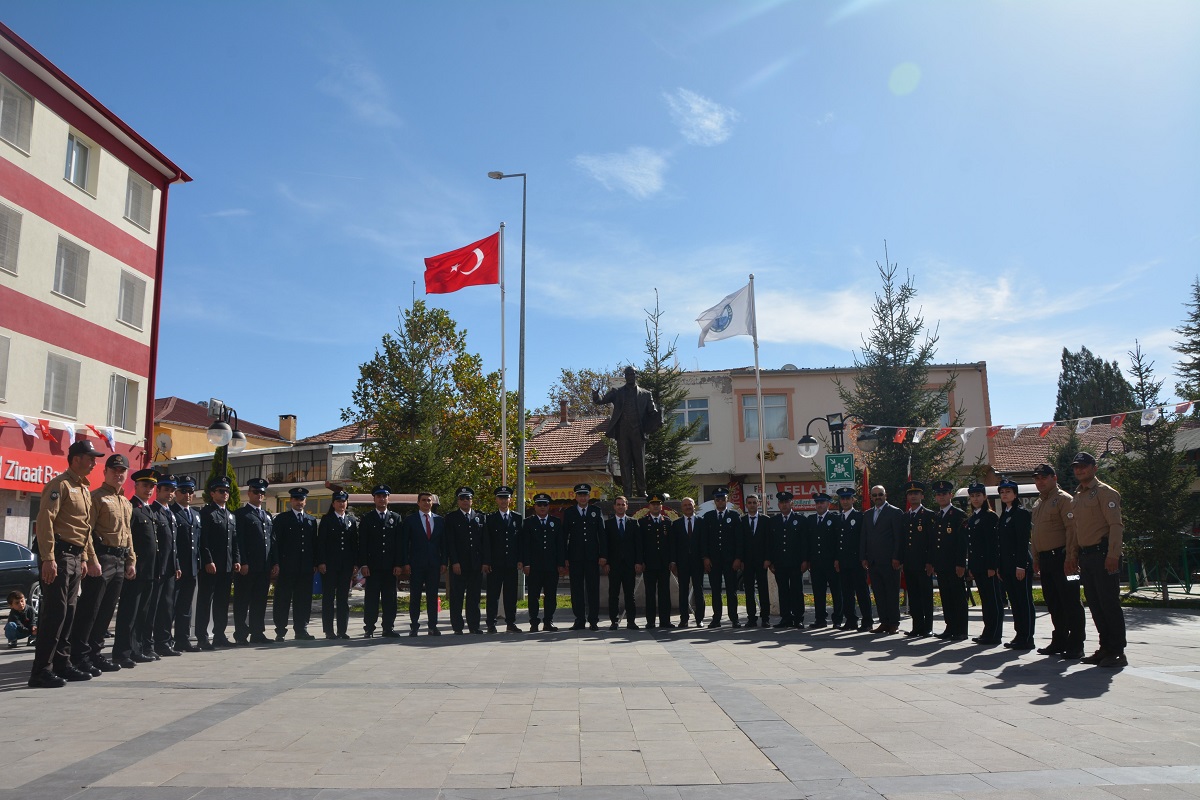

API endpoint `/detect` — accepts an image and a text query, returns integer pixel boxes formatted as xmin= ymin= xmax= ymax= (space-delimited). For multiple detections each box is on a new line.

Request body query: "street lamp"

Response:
xmin=488 ymin=170 xmax=527 ymax=515
xmin=797 ymin=412 xmax=878 ymax=457
xmin=206 ymin=402 xmax=246 ymax=488
xmin=1099 ymin=436 xmax=1130 ymax=462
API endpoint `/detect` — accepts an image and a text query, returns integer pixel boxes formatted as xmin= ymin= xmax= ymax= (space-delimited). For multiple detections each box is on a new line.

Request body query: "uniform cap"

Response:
xmin=1071 ymin=451 xmax=1097 ymax=466
xmin=494 ymin=485 xmax=513 ymax=498
xmin=68 ymin=439 xmax=103 ymax=458
xmin=177 ymin=478 xmax=197 ymax=492
xmin=132 ymin=469 xmax=158 ymax=484
xmin=156 ymin=474 xmax=178 ymax=489
xmin=931 ymin=480 xmax=954 ymax=494
xmin=1032 ymin=464 xmax=1056 ymax=477
xmin=456 ymin=486 xmax=474 ymax=499
xmin=903 ymin=480 xmax=926 ymax=494
xmin=966 ymin=483 xmax=987 ymax=495
xmin=288 ymin=487 xmax=309 ymax=499
xmin=331 ymin=489 xmax=349 ymax=501
xmin=711 ymin=487 xmax=729 ymax=499
xmin=105 ymin=454 xmax=130 ymax=470
xmin=811 ymin=491 xmax=831 ymax=503
xmin=371 ymin=485 xmax=391 ymax=495
xmin=647 ymin=493 xmax=664 ymax=504
xmin=207 ymin=476 xmax=231 ymax=491
xmin=775 ymin=491 xmax=793 ymax=503
xmin=533 ymin=493 xmax=551 ymax=504
xmin=835 ymin=487 xmax=856 ymax=498
xmin=997 ymin=477 xmax=1019 ymax=492
xmin=247 ymin=477 xmax=269 ymax=492
xmin=573 ymin=483 xmax=592 ymax=495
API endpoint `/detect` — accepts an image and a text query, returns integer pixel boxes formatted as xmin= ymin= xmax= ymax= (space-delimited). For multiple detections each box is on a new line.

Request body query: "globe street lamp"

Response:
xmin=206 ymin=401 xmax=247 ymax=487
xmin=797 ymin=412 xmax=878 ymax=457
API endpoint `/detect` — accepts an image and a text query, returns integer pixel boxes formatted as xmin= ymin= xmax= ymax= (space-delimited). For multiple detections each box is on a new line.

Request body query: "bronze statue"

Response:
xmin=592 ymin=366 xmax=662 ymax=498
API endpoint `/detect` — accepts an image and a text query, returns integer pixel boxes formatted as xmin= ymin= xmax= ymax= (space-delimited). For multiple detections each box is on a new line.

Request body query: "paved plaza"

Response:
xmin=2 ymin=604 xmax=1199 ymax=800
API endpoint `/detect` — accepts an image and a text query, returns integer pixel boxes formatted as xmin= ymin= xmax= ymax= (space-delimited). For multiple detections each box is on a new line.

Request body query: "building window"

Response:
xmin=53 ymin=238 xmax=89 ymax=304
xmin=742 ymin=393 xmax=789 ymax=440
xmin=923 ymin=389 xmax=952 ymax=428
xmin=0 ymin=202 xmax=20 ymax=276
xmin=64 ymin=133 xmax=92 ymax=191
xmin=669 ymin=398 xmax=710 ymax=442
xmin=0 ymin=335 xmax=9 ymax=401
xmin=107 ymin=374 xmax=139 ymax=431
xmin=44 ymin=353 xmax=81 ymax=418
xmin=117 ymin=271 xmax=146 ymax=329
xmin=0 ymin=74 xmax=33 ymax=152
xmin=124 ymin=171 xmax=153 ymax=230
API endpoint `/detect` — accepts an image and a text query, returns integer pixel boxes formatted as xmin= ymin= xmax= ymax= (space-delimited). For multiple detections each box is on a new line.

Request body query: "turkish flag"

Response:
xmin=36 ymin=418 xmax=55 ymax=441
xmin=893 ymin=428 xmax=908 ymax=444
xmin=424 ymin=232 xmax=500 ymax=294
xmin=1038 ymin=422 xmax=1055 ymax=438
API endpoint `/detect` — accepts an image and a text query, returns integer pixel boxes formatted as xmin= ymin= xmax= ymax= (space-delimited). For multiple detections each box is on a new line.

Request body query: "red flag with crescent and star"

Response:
xmin=424 ymin=232 xmax=500 ymax=294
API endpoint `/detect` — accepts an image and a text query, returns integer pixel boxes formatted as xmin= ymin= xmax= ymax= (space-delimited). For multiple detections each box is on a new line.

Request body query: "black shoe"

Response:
xmin=543 ymin=623 xmax=558 ymax=632
xmin=212 ymin=637 xmax=233 ymax=648
xmin=57 ymin=664 xmax=92 ymax=681
xmin=506 ymin=624 xmax=522 ymax=633
xmin=530 ymin=622 xmax=540 ymax=632
xmin=935 ymin=631 xmax=952 ymax=640
xmin=708 ymin=620 xmax=721 ymax=629
xmin=428 ymin=628 xmax=441 ymax=636
xmin=1037 ymin=644 xmax=1066 ymax=655
xmin=409 ymin=629 xmax=418 ymax=637
xmin=156 ymin=646 xmax=182 ymax=657
xmin=1060 ymin=648 xmax=1084 ymax=660
xmin=453 ymin=629 xmax=464 ymax=635
xmin=94 ymin=657 xmax=121 ymax=673
xmin=678 ymin=619 xmax=689 ymax=629
xmin=469 ymin=628 xmax=484 ymax=635
xmin=338 ymin=633 xmax=350 ymax=640
xmin=295 ymin=631 xmax=316 ymax=641
xmin=383 ymin=631 xmax=402 ymax=638
xmin=144 ymin=650 xmax=162 ymax=660
xmin=810 ymin=622 xmax=827 ymax=630
xmin=951 ymin=634 xmax=969 ymax=642
xmin=199 ymin=640 xmax=215 ymax=651
xmin=626 ymin=622 xmax=640 ymax=630
xmin=180 ymin=642 xmax=202 ymax=652
xmin=275 ymin=633 xmax=287 ymax=642
xmin=662 ymin=623 xmax=676 ymax=630
xmin=233 ymin=637 xmax=250 ymax=647
xmin=363 ymin=631 xmax=374 ymax=639
xmin=646 ymin=623 xmax=656 ymax=630
xmin=325 ymin=634 xmax=337 ymax=640
xmin=609 ymin=621 xmax=620 ymax=630
xmin=1081 ymin=649 xmax=1107 ymax=664
xmin=731 ymin=620 xmax=743 ymax=628
xmin=905 ymin=630 xmax=920 ymax=638
xmin=1099 ymin=652 xmax=1128 ymax=668
xmin=790 ymin=622 xmax=803 ymax=629
xmin=773 ymin=621 xmax=789 ymax=629
xmin=117 ymin=657 xmax=138 ymax=669
xmin=487 ymin=624 xmax=498 ymax=634
xmin=131 ymin=653 xmax=155 ymax=664
xmin=76 ymin=661 xmax=102 ymax=678
xmin=570 ymin=621 xmax=586 ymax=631
xmin=589 ymin=622 xmax=600 ymax=631
xmin=761 ymin=619 xmax=771 ymax=629
xmin=28 ymin=668 xmax=66 ymax=689
xmin=747 ymin=618 xmax=758 ymax=627
xmin=249 ymin=634 xmax=271 ymax=644
xmin=858 ymin=622 xmax=872 ymax=632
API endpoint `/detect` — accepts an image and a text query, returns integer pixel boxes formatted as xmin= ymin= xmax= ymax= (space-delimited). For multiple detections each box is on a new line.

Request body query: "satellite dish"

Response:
xmin=155 ymin=432 xmax=173 ymax=455
xmin=782 ymin=363 xmax=798 ymax=370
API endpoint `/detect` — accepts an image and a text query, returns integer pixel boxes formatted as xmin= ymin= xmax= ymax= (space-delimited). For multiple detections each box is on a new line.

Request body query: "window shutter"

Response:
xmin=0 ymin=78 xmax=33 ymax=151
xmin=119 ymin=272 xmax=146 ymax=328
xmin=0 ymin=203 xmax=19 ymax=275
xmin=0 ymin=336 xmax=9 ymax=400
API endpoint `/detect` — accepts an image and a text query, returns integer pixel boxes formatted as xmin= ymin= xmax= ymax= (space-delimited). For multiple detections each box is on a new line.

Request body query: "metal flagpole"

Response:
xmin=499 ymin=223 xmax=507 ymax=485
xmin=750 ymin=274 xmax=767 ymax=500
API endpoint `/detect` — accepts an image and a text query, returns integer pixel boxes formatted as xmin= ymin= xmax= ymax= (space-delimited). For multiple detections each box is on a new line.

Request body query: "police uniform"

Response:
xmin=604 ymin=506 xmax=641 ymax=628
xmin=316 ymin=491 xmax=358 ymax=639
xmin=272 ymin=487 xmax=317 ymax=640
xmin=170 ymin=479 xmax=203 ymax=651
xmin=997 ymin=478 xmax=1035 ymax=649
xmin=234 ymin=478 xmax=275 ymax=644
xmin=834 ymin=488 xmax=872 ymax=631
xmin=930 ymin=481 xmax=969 ymax=640
xmin=360 ymin=486 xmax=404 ymax=636
xmin=741 ymin=504 xmax=772 ymax=627
xmin=965 ymin=484 xmax=1003 ymax=644
xmin=562 ymin=484 xmax=606 ymax=630
xmin=113 ymin=471 xmax=161 ymax=665
xmin=702 ymin=489 xmax=742 ymax=627
xmin=1030 ymin=464 xmax=1085 ymax=657
xmin=1068 ymin=452 xmax=1127 ymax=666
xmin=197 ymin=477 xmax=241 ymax=648
xmin=672 ymin=508 xmax=706 ymax=627
xmin=806 ymin=493 xmax=842 ymax=628
xmin=521 ymin=494 xmax=565 ymax=631
xmin=147 ymin=475 xmax=181 ymax=656
xmin=900 ymin=482 xmax=936 ymax=638
xmin=640 ymin=496 xmax=674 ymax=629
xmin=484 ymin=486 xmax=523 ymax=633
xmin=445 ymin=487 xmax=487 ymax=635
xmin=767 ymin=493 xmax=806 ymax=627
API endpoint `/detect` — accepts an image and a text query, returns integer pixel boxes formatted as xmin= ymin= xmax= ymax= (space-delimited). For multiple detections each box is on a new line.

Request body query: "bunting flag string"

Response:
xmin=1 ymin=413 xmax=121 ymax=452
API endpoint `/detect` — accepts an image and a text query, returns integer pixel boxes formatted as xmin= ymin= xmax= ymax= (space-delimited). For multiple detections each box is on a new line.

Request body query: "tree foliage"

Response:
xmin=533 ymin=366 xmax=625 ymax=418
xmin=1105 ymin=343 xmax=1195 ymax=603
xmin=341 ymin=300 xmax=523 ymax=512
xmin=836 ymin=244 xmax=963 ymax=501
xmin=1173 ymin=276 xmax=1200 ymax=409
xmin=1047 ymin=430 xmax=1091 ymax=494
xmin=203 ymin=447 xmax=241 ymax=509
xmin=1053 ymin=346 xmax=1136 ymax=421
xmin=639 ymin=292 xmax=700 ymax=501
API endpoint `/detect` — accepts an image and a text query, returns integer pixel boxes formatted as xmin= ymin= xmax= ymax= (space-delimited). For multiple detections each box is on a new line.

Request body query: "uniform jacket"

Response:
xmin=966 ymin=507 xmax=1000 ymax=577
xmin=930 ymin=505 xmax=968 ymax=572
xmin=35 ymin=469 xmax=95 ymax=562
xmin=1031 ymin=488 xmax=1075 ymax=555
xmin=171 ymin=502 xmax=202 ymax=579
xmin=740 ymin=513 xmax=770 ymax=568
xmin=316 ymin=511 xmax=358 ymax=571
xmin=640 ymin=515 xmax=673 ymax=571
xmin=151 ymin=501 xmax=179 ymax=578
xmin=520 ymin=513 xmax=564 ymax=572
xmin=671 ymin=514 xmax=705 ymax=570
xmin=702 ymin=507 xmax=742 ymax=566
xmin=899 ymin=506 xmax=935 ymax=570
xmin=997 ymin=502 xmax=1033 ymax=577
xmin=767 ymin=511 xmax=806 ymax=571
xmin=562 ymin=503 xmax=606 ymax=564
xmin=199 ymin=502 xmax=239 ymax=574
xmin=446 ymin=507 xmax=487 ymax=572
xmin=860 ymin=502 xmax=904 ymax=567
xmin=806 ymin=510 xmax=841 ymax=569
xmin=484 ymin=510 xmax=522 ymax=571
xmin=603 ymin=515 xmax=641 ymax=569
xmin=361 ymin=508 xmax=404 ymax=571
xmin=234 ymin=504 xmax=275 ymax=573
xmin=1070 ymin=479 xmax=1124 ymax=558
xmin=92 ymin=484 xmax=135 ymax=570
xmin=273 ymin=509 xmax=317 ymax=576
xmin=130 ymin=497 xmax=160 ymax=581
xmin=836 ymin=508 xmax=863 ymax=566
xmin=402 ymin=510 xmax=445 ymax=572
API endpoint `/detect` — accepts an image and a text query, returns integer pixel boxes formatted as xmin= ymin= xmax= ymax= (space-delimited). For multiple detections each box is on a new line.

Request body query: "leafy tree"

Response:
xmin=835 ymin=244 xmax=963 ymax=501
xmin=1106 ymin=343 xmax=1195 ymax=603
xmin=1173 ymin=276 xmax=1200 ymax=408
xmin=639 ymin=291 xmax=700 ymax=501
xmin=1047 ymin=430 xmax=1092 ymax=494
xmin=1053 ymin=346 xmax=1136 ymax=421
xmin=533 ymin=366 xmax=625 ymax=418
xmin=341 ymin=300 xmax=523 ymax=512
xmin=202 ymin=447 xmax=241 ymax=509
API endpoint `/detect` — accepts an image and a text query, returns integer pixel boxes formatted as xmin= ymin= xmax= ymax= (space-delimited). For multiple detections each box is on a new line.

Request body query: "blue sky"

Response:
xmin=7 ymin=1 xmax=1199 ymax=438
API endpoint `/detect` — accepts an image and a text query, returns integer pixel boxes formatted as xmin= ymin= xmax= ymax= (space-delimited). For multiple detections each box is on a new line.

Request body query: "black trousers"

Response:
xmin=1079 ymin=550 xmax=1126 ymax=653
xmin=174 ymin=575 xmax=197 ymax=646
xmin=838 ymin=561 xmax=872 ymax=625
xmin=935 ymin=567 xmax=968 ymax=636
xmin=152 ymin=574 xmax=177 ymax=648
xmin=904 ymin=567 xmax=934 ymax=634
xmin=362 ymin=569 xmax=397 ymax=634
xmin=973 ymin=572 xmax=1003 ymax=642
xmin=709 ymin=566 xmax=739 ymax=622
xmin=776 ymin=567 xmax=804 ymax=624
xmin=409 ymin=565 xmax=441 ymax=629
xmin=113 ymin=579 xmax=153 ymax=660
xmin=449 ymin=568 xmax=482 ymax=632
xmin=810 ymin=564 xmax=841 ymax=624
xmin=642 ymin=568 xmax=671 ymax=626
xmin=234 ymin=571 xmax=270 ymax=639
xmin=1001 ymin=571 xmax=1035 ymax=646
xmin=1039 ymin=549 xmax=1086 ymax=650
xmin=320 ymin=566 xmax=354 ymax=636
xmin=34 ymin=551 xmax=82 ymax=674
xmin=273 ymin=571 xmax=313 ymax=636
xmin=569 ymin=562 xmax=601 ymax=625
xmin=527 ymin=569 xmax=559 ymax=623
xmin=607 ymin=565 xmax=636 ymax=623
xmin=196 ymin=570 xmax=234 ymax=642
xmin=486 ymin=566 xmax=518 ymax=626
xmin=676 ymin=566 xmax=704 ymax=623
xmin=744 ymin=567 xmax=771 ymax=623
xmin=869 ymin=563 xmax=901 ymax=627
xmin=71 ymin=553 xmax=124 ymax=664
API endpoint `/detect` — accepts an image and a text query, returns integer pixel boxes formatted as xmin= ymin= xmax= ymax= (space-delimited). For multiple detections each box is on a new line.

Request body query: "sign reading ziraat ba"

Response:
xmin=0 ymin=447 xmax=65 ymax=492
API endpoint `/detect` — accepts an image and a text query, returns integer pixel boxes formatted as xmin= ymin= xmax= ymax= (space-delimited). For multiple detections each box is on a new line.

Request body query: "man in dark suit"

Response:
xmin=900 ymin=481 xmax=936 ymax=638
xmin=702 ymin=488 xmax=742 ymax=628
xmin=359 ymin=485 xmax=404 ymax=637
xmin=272 ymin=487 xmax=317 ymax=641
xmin=520 ymin=493 xmax=564 ymax=632
xmin=603 ymin=495 xmax=641 ymax=630
xmin=112 ymin=470 xmax=160 ymax=667
xmin=562 ymin=483 xmax=606 ymax=631
xmin=930 ymin=480 xmax=969 ymax=641
xmin=671 ymin=497 xmax=706 ymax=628
xmin=640 ymin=493 xmax=674 ymax=629
xmin=484 ymin=486 xmax=522 ymax=633
xmin=446 ymin=487 xmax=487 ymax=635
xmin=860 ymin=484 xmax=904 ymax=634
xmin=148 ymin=474 xmax=181 ymax=657
xmin=170 ymin=478 xmax=203 ymax=651
xmin=403 ymin=490 xmax=445 ymax=635
xmin=591 ymin=366 xmax=663 ymax=499
xmin=741 ymin=494 xmax=771 ymax=628
xmin=767 ymin=491 xmax=806 ymax=628
xmin=317 ymin=489 xmax=358 ymax=640
xmin=196 ymin=476 xmax=240 ymax=650
xmin=806 ymin=491 xmax=841 ymax=630
xmin=234 ymin=477 xmax=275 ymax=645
xmin=833 ymin=488 xmax=872 ymax=632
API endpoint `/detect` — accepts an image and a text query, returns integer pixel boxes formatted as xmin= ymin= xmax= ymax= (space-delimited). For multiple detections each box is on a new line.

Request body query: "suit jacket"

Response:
xmin=403 ymin=511 xmax=445 ymax=572
xmin=767 ymin=511 xmax=805 ymax=571
xmin=273 ymin=509 xmax=317 ymax=575
xmin=360 ymin=508 xmax=403 ymax=571
xmin=836 ymin=508 xmax=863 ymax=566
xmin=234 ymin=504 xmax=275 ymax=573
xmin=741 ymin=513 xmax=769 ymax=568
xmin=171 ymin=502 xmax=202 ymax=579
xmin=317 ymin=512 xmax=359 ymax=571
xmin=640 ymin=515 xmax=672 ymax=571
xmin=597 ymin=382 xmax=663 ymax=440
xmin=806 ymin=511 xmax=841 ymax=569
xmin=484 ymin=510 xmax=522 ymax=570
xmin=199 ymin=502 xmax=239 ymax=574
xmin=966 ymin=507 xmax=1000 ymax=576
xmin=702 ymin=507 xmax=742 ymax=566
xmin=930 ymin=505 xmax=968 ymax=572
xmin=562 ymin=503 xmax=606 ymax=564
xmin=130 ymin=498 xmax=159 ymax=581
xmin=151 ymin=501 xmax=179 ymax=578
xmin=445 ymin=507 xmax=487 ymax=572
xmin=671 ymin=515 xmax=705 ymax=570
xmin=860 ymin=502 xmax=904 ymax=567
xmin=900 ymin=506 xmax=936 ymax=570
xmin=997 ymin=503 xmax=1033 ymax=578
xmin=520 ymin=513 xmax=564 ymax=572
xmin=604 ymin=515 xmax=641 ymax=570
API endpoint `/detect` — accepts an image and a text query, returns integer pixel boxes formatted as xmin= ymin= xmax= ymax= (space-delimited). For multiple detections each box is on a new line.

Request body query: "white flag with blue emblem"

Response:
xmin=697 ymin=282 xmax=755 ymax=347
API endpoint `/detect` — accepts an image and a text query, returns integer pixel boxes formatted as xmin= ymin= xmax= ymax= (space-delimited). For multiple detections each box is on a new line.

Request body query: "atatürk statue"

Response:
xmin=592 ymin=366 xmax=662 ymax=499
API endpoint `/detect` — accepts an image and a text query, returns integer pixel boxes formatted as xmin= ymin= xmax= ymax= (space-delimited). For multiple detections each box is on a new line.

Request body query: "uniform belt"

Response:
xmin=53 ymin=538 xmax=85 ymax=555
xmin=1078 ymin=538 xmax=1109 ymax=555
xmin=1038 ymin=547 xmax=1065 ymax=557
xmin=94 ymin=542 xmax=130 ymax=558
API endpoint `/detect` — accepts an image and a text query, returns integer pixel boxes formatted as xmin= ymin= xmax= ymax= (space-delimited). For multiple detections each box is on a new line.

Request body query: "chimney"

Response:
xmin=559 ymin=399 xmax=570 ymax=426
xmin=279 ymin=414 xmax=297 ymax=442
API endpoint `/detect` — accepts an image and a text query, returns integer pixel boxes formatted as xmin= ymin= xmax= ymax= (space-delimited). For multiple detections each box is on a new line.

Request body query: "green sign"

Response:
xmin=825 ymin=453 xmax=856 ymax=489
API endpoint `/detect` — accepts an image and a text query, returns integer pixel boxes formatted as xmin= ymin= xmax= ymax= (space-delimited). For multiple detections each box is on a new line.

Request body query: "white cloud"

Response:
xmin=203 ymin=208 xmax=252 ymax=218
xmin=664 ymin=88 xmax=738 ymax=146
xmin=816 ymin=112 xmax=835 ymax=126
xmin=316 ymin=61 xmax=402 ymax=128
xmin=574 ymin=147 xmax=669 ymax=198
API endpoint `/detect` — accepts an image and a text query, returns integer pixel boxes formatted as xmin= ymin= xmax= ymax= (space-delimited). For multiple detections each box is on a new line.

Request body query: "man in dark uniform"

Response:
xmin=603 ymin=495 xmax=641 ymax=630
xmin=1031 ymin=464 xmax=1086 ymax=659
xmin=563 ymin=483 xmax=606 ymax=631
xmin=966 ymin=483 xmax=1003 ymax=645
xmin=834 ymin=488 xmax=872 ymax=632
xmin=446 ymin=487 xmax=486 ymax=635
xmin=403 ymin=490 xmax=445 ymax=635
xmin=316 ymin=489 xmax=358 ymax=639
xmin=521 ymin=493 xmax=564 ymax=632
xmin=197 ymin=477 xmax=240 ymax=649
xmin=767 ymin=491 xmax=805 ymax=628
xmin=930 ymin=480 xmax=969 ymax=641
xmin=806 ymin=491 xmax=841 ymax=629
xmin=272 ymin=487 xmax=316 ymax=641
xmin=640 ymin=493 xmax=674 ymax=629
xmin=899 ymin=481 xmax=935 ymax=638
xmin=360 ymin=485 xmax=404 ymax=637
xmin=997 ymin=477 xmax=1035 ymax=650
xmin=147 ymin=474 xmax=181 ymax=657
xmin=113 ymin=469 xmax=160 ymax=667
xmin=170 ymin=478 xmax=203 ymax=652
xmin=741 ymin=494 xmax=771 ymax=628
xmin=671 ymin=497 xmax=706 ymax=628
xmin=702 ymin=488 xmax=742 ymax=628
xmin=234 ymin=477 xmax=275 ymax=645
xmin=484 ymin=486 xmax=522 ymax=633
xmin=861 ymin=485 xmax=904 ymax=635
xmin=1067 ymin=452 xmax=1127 ymax=668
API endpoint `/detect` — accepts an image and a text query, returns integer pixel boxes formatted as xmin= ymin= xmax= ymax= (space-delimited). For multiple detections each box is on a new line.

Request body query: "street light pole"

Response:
xmin=206 ymin=401 xmax=247 ymax=492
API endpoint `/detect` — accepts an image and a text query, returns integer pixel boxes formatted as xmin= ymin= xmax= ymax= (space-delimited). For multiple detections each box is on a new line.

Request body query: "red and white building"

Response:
xmin=0 ymin=23 xmax=190 ymax=545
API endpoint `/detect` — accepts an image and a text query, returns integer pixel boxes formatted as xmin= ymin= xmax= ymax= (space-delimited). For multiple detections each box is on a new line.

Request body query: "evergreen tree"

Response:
xmin=533 ymin=366 xmax=625 ymax=418
xmin=1047 ymin=430 xmax=1092 ymax=494
xmin=203 ymin=447 xmax=241 ymax=509
xmin=1053 ymin=346 xmax=1136 ymax=421
xmin=1173 ymin=276 xmax=1200 ymax=408
xmin=638 ymin=292 xmax=699 ymax=500
xmin=835 ymin=244 xmax=963 ymax=501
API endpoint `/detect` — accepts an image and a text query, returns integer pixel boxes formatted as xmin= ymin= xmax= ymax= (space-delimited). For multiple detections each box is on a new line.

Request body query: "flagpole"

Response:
xmin=750 ymin=274 xmax=767 ymax=502
xmin=499 ymin=223 xmax=508 ymax=486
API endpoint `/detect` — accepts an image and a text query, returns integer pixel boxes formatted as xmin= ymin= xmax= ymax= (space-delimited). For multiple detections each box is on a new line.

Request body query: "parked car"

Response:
xmin=0 ymin=540 xmax=40 ymax=618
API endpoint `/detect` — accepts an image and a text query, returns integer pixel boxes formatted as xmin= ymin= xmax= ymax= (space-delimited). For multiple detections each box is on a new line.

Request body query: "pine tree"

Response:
xmin=1173 ymin=276 xmax=1200 ymax=409
xmin=1047 ymin=430 xmax=1091 ymax=494
xmin=638 ymin=291 xmax=700 ymax=501
xmin=203 ymin=447 xmax=241 ymax=509
xmin=1053 ymin=346 xmax=1136 ymax=421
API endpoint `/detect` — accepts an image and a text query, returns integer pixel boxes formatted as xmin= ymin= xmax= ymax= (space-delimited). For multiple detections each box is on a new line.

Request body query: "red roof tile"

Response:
xmin=988 ymin=423 xmax=1118 ymax=473
xmin=526 ymin=416 xmax=609 ymax=470
xmin=298 ymin=421 xmax=377 ymax=445
xmin=154 ymin=397 xmax=287 ymax=442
